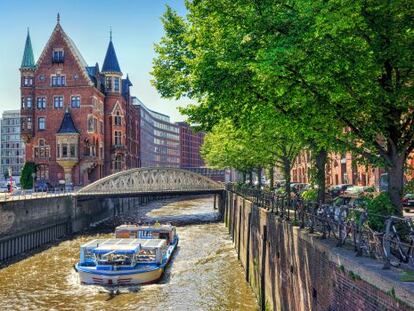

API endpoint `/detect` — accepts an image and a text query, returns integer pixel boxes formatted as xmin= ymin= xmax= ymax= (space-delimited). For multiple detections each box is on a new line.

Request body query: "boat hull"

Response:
xmin=76 ymin=236 xmax=179 ymax=286
xmin=77 ymin=266 xmax=164 ymax=286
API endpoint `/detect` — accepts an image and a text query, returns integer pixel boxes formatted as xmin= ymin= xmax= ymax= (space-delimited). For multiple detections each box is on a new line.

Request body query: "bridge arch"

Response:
xmin=77 ymin=167 xmax=224 ymax=196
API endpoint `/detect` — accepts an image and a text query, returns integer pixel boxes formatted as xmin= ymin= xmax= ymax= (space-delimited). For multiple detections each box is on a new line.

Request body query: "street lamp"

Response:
xmin=8 ymin=167 xmax=12 ymax=194
xmin=31 ymin=172 xmax=36 ymax=192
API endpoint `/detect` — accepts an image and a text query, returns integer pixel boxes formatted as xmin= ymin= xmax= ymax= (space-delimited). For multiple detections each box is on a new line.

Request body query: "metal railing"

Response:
xmin=227 ymin=183 xmax=414 ymax=270
xmin=0 ymin=189 xmax=73 ymax=202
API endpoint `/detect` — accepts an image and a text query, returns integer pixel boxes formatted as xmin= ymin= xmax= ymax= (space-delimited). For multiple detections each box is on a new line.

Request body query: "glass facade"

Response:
xmin=0 ymin=110 xmax=25 ymax=177
xmin=132 ymin=97 xmax=180 ymax=168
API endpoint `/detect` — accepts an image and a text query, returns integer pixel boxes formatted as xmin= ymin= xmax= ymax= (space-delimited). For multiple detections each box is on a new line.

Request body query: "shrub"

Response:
xmin=20 ymin=162 xmax=36 ymax=189
xmin=301 ymin=188 xmax=318 ymax=201
xmin=363 ymin=192 xmax=395 ymax=232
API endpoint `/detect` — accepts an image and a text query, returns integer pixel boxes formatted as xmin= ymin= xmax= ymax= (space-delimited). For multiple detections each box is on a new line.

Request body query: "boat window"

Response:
xmin=136 ymin=249 xmax=157 ymax=262
xmin=96 ymin=253 xmax=134 ymax=266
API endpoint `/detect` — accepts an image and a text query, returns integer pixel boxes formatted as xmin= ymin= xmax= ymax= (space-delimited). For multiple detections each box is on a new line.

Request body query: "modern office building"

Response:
xmin=1 ymin=110 xmax=25 ymax=179
xmin=132 ymin=97 xmax=180 ymax=168
xmin=176 ymin=122 xmax=205 ymax=168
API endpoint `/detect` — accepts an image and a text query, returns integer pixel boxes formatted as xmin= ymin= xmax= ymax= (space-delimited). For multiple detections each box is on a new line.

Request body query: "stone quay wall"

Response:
xmin=225 ymin=190 xmax=414 ymax=311
xmin=0 ymin=195 xmax=146 ymax=264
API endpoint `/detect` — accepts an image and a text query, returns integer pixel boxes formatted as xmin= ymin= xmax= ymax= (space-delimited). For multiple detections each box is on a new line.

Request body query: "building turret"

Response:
xmin=20 ymin=29 xmax=36 ymax=70
xmin=102 ymin=30 xmax=122 ymax=94
xmin=20 ymin=28 xmax=36 ymax=143
xmin=56 ymin=109 xmax=79 ymax=185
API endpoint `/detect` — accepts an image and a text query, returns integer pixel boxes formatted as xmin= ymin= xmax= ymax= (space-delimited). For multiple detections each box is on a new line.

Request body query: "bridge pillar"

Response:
xmin=217 ymin=191 xmax=226 ymax=220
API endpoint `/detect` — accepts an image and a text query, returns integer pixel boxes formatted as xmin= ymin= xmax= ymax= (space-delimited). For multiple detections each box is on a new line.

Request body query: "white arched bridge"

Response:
xmin=76 ymin=167 xmax=225 ymax=198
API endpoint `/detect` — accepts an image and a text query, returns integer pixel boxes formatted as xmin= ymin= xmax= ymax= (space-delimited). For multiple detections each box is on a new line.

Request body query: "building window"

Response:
xmin=51 ymin=75 xmax=65 ymax=86
xmin=114 ymin=155 xmax=122 ymax=171
xmin=114 ymin=78 xmax=120 ymax=92
xmin=62 ymin=144 xmax=68 ymax=158
xmin=100 ymin=120 xmax=104 ymax=134
xmin=38 ymin=117 xmax=45 ymax=130
xmin=27 ymin=117 xmax=32 ymax=130
xmin=54 ymin=96 xmax=64 ymax=108
xmin=105 ymin=76 xmax=112 ymax=91
xmin=36 ymin=164 xmax=49 ymax=181
xmin=114 ymin=131 xmax=122 ymax=145
xmin=71 ymin=96 xmax=80 ymax=108
xmin=23 ymin=76 xmax=33 ymax=86
xmin=114 ymin=111 xmax=122 ymax=126
xmin=26 ymin=97 xmax=32 ymax=108
xmin=37 ymin=97 xmax=46 ymax=109
xmin=52 ymin=49 xmax=64 ymax=63
xmin=70 ymin=144 xmax=77 ymax=158
xmin=93 ymin=118 xmax=97 ymax=133
xmin=88 ymin=116 xmax=94 ymax=132
xmin=21 ymin=97 xmax=25 ymax=108
xmin=34 ymin=139 xmax=50 ymax=159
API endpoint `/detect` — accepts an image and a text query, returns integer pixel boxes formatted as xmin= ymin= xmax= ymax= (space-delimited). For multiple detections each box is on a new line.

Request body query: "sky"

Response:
xmin=0 ymin=0 xmax=191 ymax=122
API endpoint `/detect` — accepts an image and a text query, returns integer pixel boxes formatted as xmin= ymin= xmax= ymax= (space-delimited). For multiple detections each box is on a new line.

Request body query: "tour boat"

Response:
xmin=75 ymin=224 xmax=178 ymax=286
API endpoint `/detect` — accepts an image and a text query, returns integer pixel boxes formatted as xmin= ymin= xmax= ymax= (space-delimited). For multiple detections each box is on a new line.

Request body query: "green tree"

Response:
xmin=20 ymin=162 xmax=36 ymax=190
xmin=152 ymin=0 xmax=414 ymax=212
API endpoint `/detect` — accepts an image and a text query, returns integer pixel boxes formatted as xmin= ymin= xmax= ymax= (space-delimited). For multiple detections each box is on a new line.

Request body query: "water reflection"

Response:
xmin=0 ymin=196 xmax=257 ymax=311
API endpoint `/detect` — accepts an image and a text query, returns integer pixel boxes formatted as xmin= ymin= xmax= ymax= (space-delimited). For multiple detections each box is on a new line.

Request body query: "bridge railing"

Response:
xmin=0 ymin=189 xmax=73 ymax=202
xmin=226 ymin=183 xmax=414 ymax=271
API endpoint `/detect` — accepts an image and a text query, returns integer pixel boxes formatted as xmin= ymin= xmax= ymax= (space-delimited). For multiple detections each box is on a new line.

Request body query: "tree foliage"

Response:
xmin=152 ymin=0 xmax=414 ymax=211
xmin=20 ymin=162 xmax=36 ymax=190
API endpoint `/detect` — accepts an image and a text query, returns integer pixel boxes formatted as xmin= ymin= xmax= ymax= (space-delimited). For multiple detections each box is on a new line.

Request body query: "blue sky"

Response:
xmin=0 ymin=0 xmax=190 ymax=121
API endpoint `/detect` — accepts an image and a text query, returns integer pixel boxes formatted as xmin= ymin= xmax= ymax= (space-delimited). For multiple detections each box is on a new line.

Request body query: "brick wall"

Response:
xmin=225 ymin=191 xmax=414 ymax=311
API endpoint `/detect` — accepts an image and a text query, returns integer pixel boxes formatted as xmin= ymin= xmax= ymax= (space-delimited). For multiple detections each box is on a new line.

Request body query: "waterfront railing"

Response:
xmin=226 ymin=183 xmax=414 ymax=271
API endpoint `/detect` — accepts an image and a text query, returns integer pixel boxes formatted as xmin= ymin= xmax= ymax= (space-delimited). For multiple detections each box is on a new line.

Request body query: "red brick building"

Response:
xmin=20 ymin=17 xmax=138 ymax=186
xmin=290 ymin=150 xmax=414 ymax=189
xmin=176 ymin=122 xmax=205 ymax=168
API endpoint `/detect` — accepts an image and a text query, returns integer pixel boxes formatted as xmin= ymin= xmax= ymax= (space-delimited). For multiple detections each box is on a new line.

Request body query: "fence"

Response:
xmin=226 ymin=183 xmax=414 ymax=271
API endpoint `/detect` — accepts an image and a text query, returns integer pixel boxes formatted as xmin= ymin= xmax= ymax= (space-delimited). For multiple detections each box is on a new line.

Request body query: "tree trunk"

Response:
xmin=257 ymin=167 xmax=262 ymax=189
xmin=242 ymin=171 xmax=246 ymax=183
xmin=282 ymin=157 xmax=291 ymax=206
xmin=387 ymin=152 xmax=405 ymax=215
xmin=315 ymin=149 xmax=327 ymax=204
xmin=249 ymin=170 xmax=253 ymax=186
xmin=269 ymin=166 xmax=274 ymax=190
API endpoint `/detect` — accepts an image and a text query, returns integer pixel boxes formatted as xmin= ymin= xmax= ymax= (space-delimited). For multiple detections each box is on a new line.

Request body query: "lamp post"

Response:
xmin=8 ymin=167 xmax=12 ymax=194
xmin=31 ymin=172 xmax=36 ymax=192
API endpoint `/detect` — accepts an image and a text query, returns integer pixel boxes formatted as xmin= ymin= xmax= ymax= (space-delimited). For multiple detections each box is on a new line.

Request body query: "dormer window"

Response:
xmin=52 ymin=49 xmax=64 ymax=63
xmin=51 ymin=75 xmax=66 ymax=87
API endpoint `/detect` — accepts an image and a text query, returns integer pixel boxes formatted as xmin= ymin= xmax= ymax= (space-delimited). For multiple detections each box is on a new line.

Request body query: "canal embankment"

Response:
xmin=0 ymin=195 xmax=165 ymax=265
xmin=225 ymin=190 xmax=414 ymax=311
xmin=0 ymin=196 xmax=258 ymax=311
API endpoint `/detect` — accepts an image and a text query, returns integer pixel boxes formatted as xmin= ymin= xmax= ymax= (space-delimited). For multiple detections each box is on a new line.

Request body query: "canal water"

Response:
xmin=0 ymin=196 xmax=258 ymax=311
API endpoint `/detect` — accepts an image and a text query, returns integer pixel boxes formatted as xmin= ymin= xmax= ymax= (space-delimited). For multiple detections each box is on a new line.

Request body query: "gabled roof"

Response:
xmin=21 ymin=29 xmax=35 ymax=69
xmin=36 ymin=22 xmax=94 ymax=86
xmin=57 ymin=110 xmax=79 ymax=134
xmin=102 ymin=39 xmax=122 ymax=74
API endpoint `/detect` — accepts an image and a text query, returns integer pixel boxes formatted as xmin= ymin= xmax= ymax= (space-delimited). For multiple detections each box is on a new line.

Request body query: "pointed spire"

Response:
xmin=110 ymin=26 xmax=112 ymax=41
xmin=102 ymin=29 xmax=122 ymax=74
xmin=57 ymin=13 xmax=60 ymax=24
xmin=21 ymin=28 xmax=35 ymax=69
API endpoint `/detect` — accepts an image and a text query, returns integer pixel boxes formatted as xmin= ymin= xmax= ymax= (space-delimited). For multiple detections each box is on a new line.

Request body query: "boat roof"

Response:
xmin=116 ymin=224 xmax=174 ymax=232
xmin=80 ymin=238 xmax=166 ymax=254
